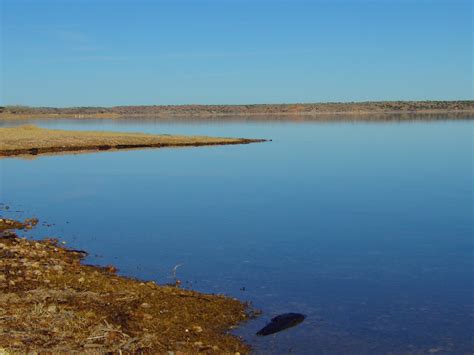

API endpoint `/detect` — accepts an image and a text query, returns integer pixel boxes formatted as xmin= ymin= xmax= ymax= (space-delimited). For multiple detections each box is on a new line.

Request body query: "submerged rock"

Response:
xmin=256 ymin=313 xmax=306 ymax=336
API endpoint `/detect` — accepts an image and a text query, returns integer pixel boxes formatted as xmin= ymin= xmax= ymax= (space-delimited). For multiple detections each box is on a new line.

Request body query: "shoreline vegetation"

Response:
xmin=0 ymin=217 xmax=251 ymax=353
xmin=0 ymin=125 xmax=266 ymax=158
xmin=0 ymin=101 xmax=473 ymax=120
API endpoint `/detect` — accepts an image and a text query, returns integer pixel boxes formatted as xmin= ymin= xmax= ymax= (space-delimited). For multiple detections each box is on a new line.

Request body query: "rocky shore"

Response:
xmin=0 ymin=218 xmax=251 ymax=353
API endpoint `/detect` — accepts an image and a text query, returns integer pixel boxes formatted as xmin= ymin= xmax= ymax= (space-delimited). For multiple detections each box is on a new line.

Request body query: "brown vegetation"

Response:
xmin=0 ymin=218 xmax=38 ymax=232
xmin=0 ymin=218 xmax=251 ymax=353
xmin=0 ymin=101 xmax=473 ymax=120
xmin=0 ymin=125 xmax=266 ymax=157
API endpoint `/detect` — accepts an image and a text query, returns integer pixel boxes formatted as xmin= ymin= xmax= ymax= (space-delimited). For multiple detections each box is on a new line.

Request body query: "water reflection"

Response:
xmin=0 ymin=117 xmax=472 ymax=354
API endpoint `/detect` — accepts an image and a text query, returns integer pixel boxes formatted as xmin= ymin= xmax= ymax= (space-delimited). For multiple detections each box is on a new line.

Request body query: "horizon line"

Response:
xmin=2 ymin=99 xmax=473 ymax=109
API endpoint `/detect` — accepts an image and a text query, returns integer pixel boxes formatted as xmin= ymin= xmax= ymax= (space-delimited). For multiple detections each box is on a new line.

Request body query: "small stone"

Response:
xmin=47 ymin=305 xmax=57 ymax=313
xmin=105 ymin=265 xmax=117 ymax=273
xmin=192 ymin=325 xmax=203 ymax=333
xmin=141 ymin=302 xmax=151 ymax=308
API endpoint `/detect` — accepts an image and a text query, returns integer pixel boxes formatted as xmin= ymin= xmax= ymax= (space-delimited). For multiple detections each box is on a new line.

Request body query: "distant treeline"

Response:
xmin=1 ymin=101 xmax=473 ymax=117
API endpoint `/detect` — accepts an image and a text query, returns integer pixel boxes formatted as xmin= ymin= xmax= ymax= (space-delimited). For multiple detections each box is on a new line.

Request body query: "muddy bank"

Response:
xmin=0 ymin=125 xmax=266 ymax=158
xmin=0 ymin=218 xmax=251 ymax=353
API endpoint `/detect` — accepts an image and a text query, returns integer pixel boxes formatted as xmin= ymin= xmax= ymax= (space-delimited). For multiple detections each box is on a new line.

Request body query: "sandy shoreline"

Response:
xmin=0 ymin=217 xmax=252 ymax=353
xmin=0 ymin=125 xmax=266 ymax=158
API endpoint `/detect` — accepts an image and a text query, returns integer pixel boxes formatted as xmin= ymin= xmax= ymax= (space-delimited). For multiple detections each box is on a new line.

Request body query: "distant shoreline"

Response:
xmin=1 ymin=101 xmax=473 ymax=120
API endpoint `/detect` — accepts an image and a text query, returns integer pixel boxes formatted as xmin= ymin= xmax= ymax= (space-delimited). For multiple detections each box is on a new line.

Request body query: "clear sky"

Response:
xmin=0 ymin=0 xmax=472 ymax=107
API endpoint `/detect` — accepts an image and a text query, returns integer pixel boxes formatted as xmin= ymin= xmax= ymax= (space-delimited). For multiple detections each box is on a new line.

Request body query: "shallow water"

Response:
xmin=1 ymin=117 xmax=472 ymax=354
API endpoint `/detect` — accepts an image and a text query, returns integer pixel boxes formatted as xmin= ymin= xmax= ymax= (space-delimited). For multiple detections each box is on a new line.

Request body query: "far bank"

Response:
xmin=1 ymin=100 xmax=473 ymax=120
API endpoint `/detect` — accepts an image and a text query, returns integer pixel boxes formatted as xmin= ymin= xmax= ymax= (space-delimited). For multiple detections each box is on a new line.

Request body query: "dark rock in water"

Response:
xmin=256 ymin=313 xmax=306 ymax=336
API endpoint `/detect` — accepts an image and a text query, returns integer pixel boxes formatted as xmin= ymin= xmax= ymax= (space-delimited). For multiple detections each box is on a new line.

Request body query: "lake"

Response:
xmin=0 ymin=117 xmax=472 ymax=354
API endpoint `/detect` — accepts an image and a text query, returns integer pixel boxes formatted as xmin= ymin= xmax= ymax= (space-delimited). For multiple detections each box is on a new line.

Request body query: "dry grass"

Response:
xmin=0 ymin=125 xmax=265 ymax=157
xmin=0 ymin=219 xmax=251 ymax=354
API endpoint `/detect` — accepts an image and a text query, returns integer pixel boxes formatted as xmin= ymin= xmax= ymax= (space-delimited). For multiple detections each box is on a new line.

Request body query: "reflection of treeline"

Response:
xmin=98 ymin=112 xmax=473 ymax=124
xmin=147 ymin=112 xmax=474 ymax=121
xmin=1 ymin=101 xmax=473 ymax=117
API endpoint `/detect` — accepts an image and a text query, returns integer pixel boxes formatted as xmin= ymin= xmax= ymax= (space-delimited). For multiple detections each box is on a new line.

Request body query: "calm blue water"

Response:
xmin=0 ymin=118 xmax=472 ymax=354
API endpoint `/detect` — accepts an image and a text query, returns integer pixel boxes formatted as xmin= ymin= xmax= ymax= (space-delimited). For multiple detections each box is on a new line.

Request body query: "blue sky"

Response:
xmin=1 ymin=0 xmax=472 ymax=107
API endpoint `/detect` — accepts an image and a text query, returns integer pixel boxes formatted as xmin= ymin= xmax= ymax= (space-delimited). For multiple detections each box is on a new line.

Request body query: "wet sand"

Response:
xmin=0 ymin=217 xmax=252 ymax=353
xmin=0 ymin=125 xmax=266 ymax=157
